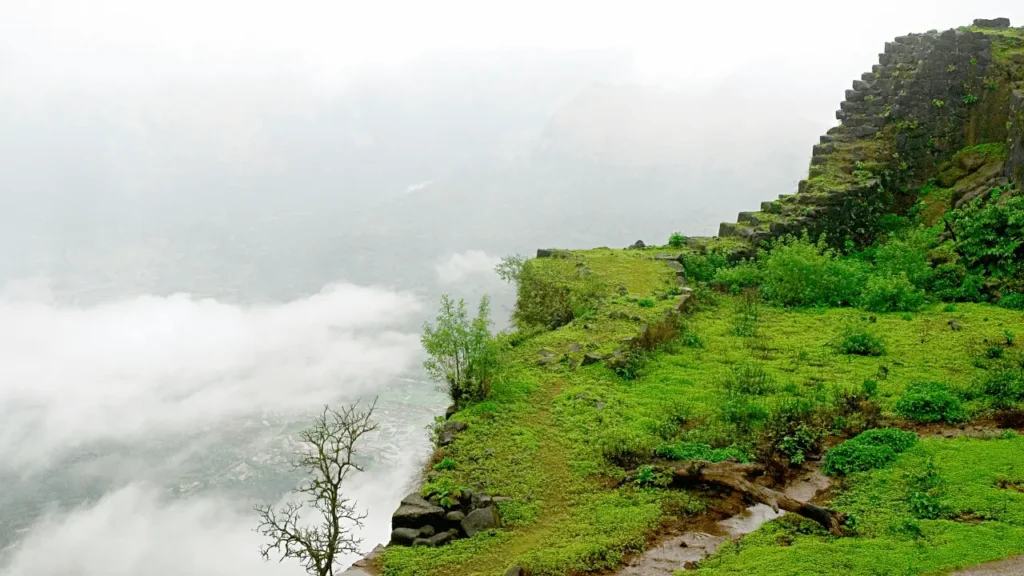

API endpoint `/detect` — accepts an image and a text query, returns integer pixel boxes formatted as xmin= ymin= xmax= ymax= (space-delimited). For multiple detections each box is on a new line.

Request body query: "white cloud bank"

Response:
xmin=0 ymin=283 xmax=422 ymax=470
xmin=435 ymin=250 xmax=501 ymax=285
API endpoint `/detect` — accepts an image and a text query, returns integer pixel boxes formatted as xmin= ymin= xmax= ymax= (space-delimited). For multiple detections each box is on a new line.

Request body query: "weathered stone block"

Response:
xmin=973 ymin=17 xmax=1011 ymax=29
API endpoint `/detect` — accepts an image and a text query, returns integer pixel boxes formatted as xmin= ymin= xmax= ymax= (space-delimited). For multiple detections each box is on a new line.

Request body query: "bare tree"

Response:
xmin=255 ymin=400 xmax=378 ymax=576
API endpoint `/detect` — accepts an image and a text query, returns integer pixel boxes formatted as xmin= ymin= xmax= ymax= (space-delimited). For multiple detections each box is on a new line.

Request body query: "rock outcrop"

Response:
xmin=389 ymin=490 xmax=502 ymax=548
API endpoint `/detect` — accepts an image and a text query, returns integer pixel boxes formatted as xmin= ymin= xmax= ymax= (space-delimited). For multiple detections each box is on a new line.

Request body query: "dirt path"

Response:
xmin=952 ymin=557 xmax=1024 ymax=576
xmin=439 ymin=374 xmax=576 ymax=576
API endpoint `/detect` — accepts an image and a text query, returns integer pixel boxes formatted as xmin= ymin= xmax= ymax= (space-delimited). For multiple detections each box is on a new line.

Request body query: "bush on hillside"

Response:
xmin=869 ymin=228 xmax=937 ymax=289
xmin=682 ymin=252 xmax=730 ymax=283
xmin=947 ymin=190 xmax=1024 ymax=280
xmin=668 ymin=231 xmax=687 ymax=247
xmin=860 ymin=272 xmax=927 ymax=313
xmin=999 ymin=293 xmax=1024 ymax=310
xmin=760 ymin=235 xmax=868 ymax=307
xmin=712 ymin=261 xmax=763 ymax=294
xmin=512 ymin=259 xmax=606 ymax=329
xmin=837 ymin=327 xmax=886 ymax=356
xmin=979 ymin=369 xmax=1024 ymax=409
xmin=422 ymin=294 xmax=499 ymax=406
xmin=895 ymin=382 xmax=967 ymax=424
xmin=823 ymin=428 xmax=918 ymax=476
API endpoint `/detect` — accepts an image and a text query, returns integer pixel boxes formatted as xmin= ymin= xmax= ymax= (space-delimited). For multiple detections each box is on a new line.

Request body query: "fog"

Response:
xmin=1 ymin=1 xmax=1023 ymax=574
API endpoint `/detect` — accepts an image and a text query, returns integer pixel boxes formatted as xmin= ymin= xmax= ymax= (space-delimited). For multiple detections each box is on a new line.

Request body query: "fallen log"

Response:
xmin=628 ymin=460 xmax=847 ymax=536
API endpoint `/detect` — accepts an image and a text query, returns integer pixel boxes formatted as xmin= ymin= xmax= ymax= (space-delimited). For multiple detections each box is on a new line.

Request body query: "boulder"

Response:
xmin=628 ymin=240 xmax=646 ymax=249
xmin=471 ymin=493 xmax=493 ymax=509
xmin=438 ymin=420 xmax=469 ymax=447
xmin=419 ymin=525 xmax=436 ymax=537
xmin=392 ymin=494 xmax=445 ymax=529
xmin=536 ymin=248 xmax=554 ymax=258
xmin=503 ymin=567 xmax=524 ymax=576
xmin=461 ymin=506 xmax=500 ymax=537
xmin=568 ymin=342 xmax=582 ymax=353
xmin=427 ymin=531 xmax=456 ymax=547
xmin=445 ymin=511 xmax=466 ymax=522
xmin=445 ymin=404 xmax=458 ymax=420
xmin=389 ymin=527 xmax=420 ymax=546
xmin=581 ymin=353 xmax=604 ymax=366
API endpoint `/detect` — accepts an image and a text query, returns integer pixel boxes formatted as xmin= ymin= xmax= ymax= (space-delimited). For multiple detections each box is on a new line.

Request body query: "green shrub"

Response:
xmin=668 ymin=231 xmax=687 ymax=247
xmin=655 ymin=442 xmax=750 ymax=463
xmin=895 ymin=382 xmax=967 ymax=423
xmin=980 ymin=369 xmax=1024 ymax=408
xmin=760 ymin=235 xmax=868 ymax=307
xmin=682 ymin=252 xmax=729 ymax=283
xmin=712 ymin=261 xmax=763 ymax=294
xmin=823 ymin=428 xmax=918 ymax=476
xmin=513 ymin=259 xmax=607 ymax=329
xmin=422 ymin=294 xmax=499 ymax=406
xmin=637 ymin=298 xmax=655 ymax=308
xmin=860 ymin=272 xmax=926 ymax=312
xmin=756 ymin=399 xmax=824 ymax=469
xmin=870 ymin=228 xmax=937 ymax=288
xmin=723 ymin=363 xmax=776 ymax=396
xmin=598 ymin=427 xmax=658 ymax=468
xmin=947 ymin=191 xmax=1024 ymax=279
xmin=837 ymin=327 xmax=886 ymax=356
xmin=999 ymin=293 xmax=1024 ymax=310
xmin=721 ymin=396 xmax=769 ymax=435
xmin=433 ymin=457 xmax=457 ymax=471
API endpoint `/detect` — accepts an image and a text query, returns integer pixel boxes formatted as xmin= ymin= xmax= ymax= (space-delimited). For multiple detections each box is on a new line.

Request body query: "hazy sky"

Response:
xmin=3 ymin=0 xmax=1023 ymax=91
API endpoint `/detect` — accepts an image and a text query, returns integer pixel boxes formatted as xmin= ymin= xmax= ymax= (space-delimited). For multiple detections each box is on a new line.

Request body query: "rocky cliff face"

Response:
xmin=715 ymin=18 xmax=1024 ymax=251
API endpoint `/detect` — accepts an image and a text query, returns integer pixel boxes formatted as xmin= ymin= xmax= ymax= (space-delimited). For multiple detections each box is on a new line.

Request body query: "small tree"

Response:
xmin=495 ymin=254 xmax=527 ymax=284
xmin=255 ymin=401 xmax=378 ymax=576
xmin=422 ymin=294 xmax=498 ymax=406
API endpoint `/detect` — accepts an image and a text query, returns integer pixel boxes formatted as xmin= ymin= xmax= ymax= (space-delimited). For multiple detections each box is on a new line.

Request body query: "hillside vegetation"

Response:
xmin=376 ymin=21 xmax=1024 ymax=576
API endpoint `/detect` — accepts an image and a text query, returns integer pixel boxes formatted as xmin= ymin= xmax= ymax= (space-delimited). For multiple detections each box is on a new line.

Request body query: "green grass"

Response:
xmin=693 ymin=436 xmax=1024 ymax=576
xmin=379 ymin=248 xmax=1024 ymax=576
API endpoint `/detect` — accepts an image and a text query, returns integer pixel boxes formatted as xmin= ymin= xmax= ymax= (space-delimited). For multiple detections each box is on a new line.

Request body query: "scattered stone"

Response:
xmin=392 ymin=494 xmax=445 ymax=529
xmin=446 ymin=511 xmax=466 ymax=522
xmin=582 ymin=353 xmax=604 ymax=366
xmin=538 ymin=348 xmax=555 ymax=357
xmin=568 ymin=342 xmax=582 ymax=353
xmin=609 ymin=311 xmax=630 ymax=320
xmin=461 ymin=506 xmax=500 ymax=537
xmin=617 ymin=285 xmax=628 ymax=295
xmin=419 ymin=525 xmax=436 ymax=537
xmin=445 ymin=405 xmax=458 ymax=420
xmin=628 ymin=240 xmax=646 ymax=249
xmin=389 ymin=527 xmax=420 ymax=546
xmin=412 ymin=537 xmax=432 ymax=547
xmin=472 ymin=493 xmax=494 ymax=509
xmin=630 ymin=316 xmax=642 ymax=322
xmin=503 ymin=566 xmax=524 ymax=576
xmin=950 ymin=320 xmax=963 ymax=332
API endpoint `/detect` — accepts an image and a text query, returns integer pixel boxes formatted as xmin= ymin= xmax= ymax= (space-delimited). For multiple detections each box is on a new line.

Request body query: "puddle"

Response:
xmin=615 ymin=469 xmax=830 ymax=575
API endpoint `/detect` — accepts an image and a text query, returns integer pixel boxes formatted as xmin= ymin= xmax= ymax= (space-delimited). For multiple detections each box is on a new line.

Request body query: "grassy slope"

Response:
xmin=379 ymin=247 xmax=1024 ymax=576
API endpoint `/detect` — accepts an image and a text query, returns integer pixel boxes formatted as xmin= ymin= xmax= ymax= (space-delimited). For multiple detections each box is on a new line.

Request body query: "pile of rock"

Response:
xmin=389 ymin=491 xmax=502 ymax=548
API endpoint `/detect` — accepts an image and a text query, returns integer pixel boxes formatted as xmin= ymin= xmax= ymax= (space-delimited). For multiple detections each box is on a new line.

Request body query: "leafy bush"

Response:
xmin=870 ymin=228 xmax=937 ymax=289
xmin=760 ymin=235 xmax=868 ymax=307
xmin=999 ymin=293 xmax=1024 ymax=310
xmin=947 ymin=190 xmax=1024 ymax=279
xmin=682 ymin=252 xmax=729 ymax=283
xmin=598 ymin=427 xmax=658 ymax=468
xmin=756 ymin=399 xmax=824 ymax=471
xmin=860 ymin=272 xmax=926 ymax=312
xmin=980 ymin=369 xmax=1024 ymax=409
xmin=895 ymin=382 xmax=967 ymax=423
xmin=823 ymin=428 xmax=918 ymax=476
xmin=433 ymin=457 xmax=457 ymax=471
xmin=513 ymin=259 xmax=606 ymax=329
xmin=721 ymin=396 xmax=768 ymax=435
xmin=723 ymin=363 xmax=776 ymax=396
xmin=837 ymin=327 xmax=886 ymax=356
xmin=712 ymin=261 xmax=763 ymax=294
xmin=668 ymin=231 xmax=687 ymax=247
xmin=655 ymin=442 xmax=750 ymax=463
xmin=637 ymin=298 xmax=655 ymax=308
xmin=422 ymin=294 xmax=499 ymax=406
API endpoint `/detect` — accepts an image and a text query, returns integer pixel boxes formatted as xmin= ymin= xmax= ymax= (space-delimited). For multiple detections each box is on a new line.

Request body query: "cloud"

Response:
xmin=0 ymin=451 xmax=420 ymax=576
xmin=0 ymin=283 xmax=423 ymax=470
xmin=435 ymin=250 xmax=501 ymax=285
